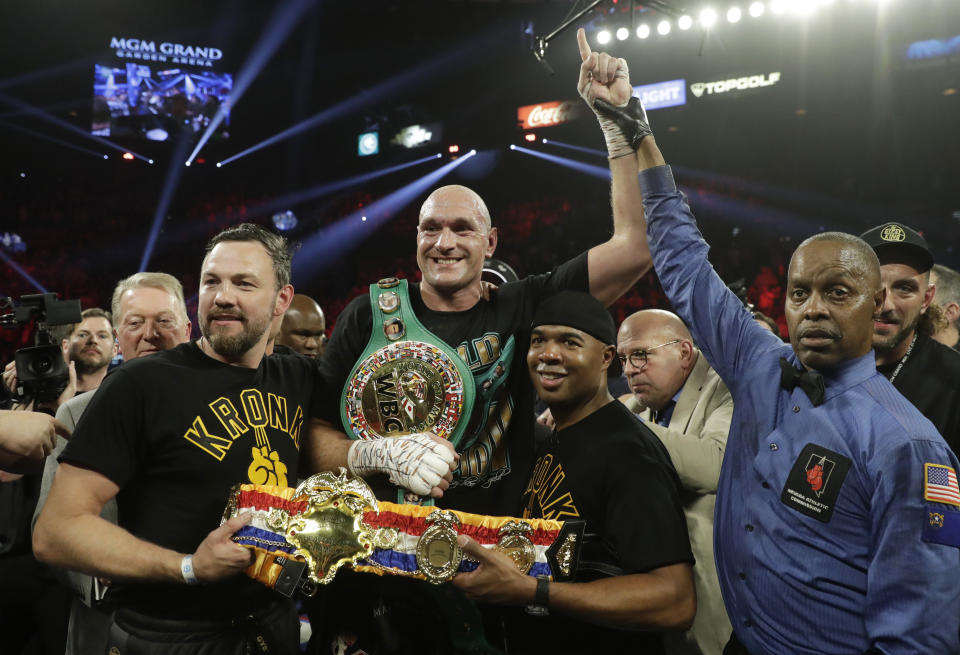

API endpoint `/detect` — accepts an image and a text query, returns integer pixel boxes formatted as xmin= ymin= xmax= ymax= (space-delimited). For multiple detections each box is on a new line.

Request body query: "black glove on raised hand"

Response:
xmin=593 ymin=96 xmax=653 ymax=152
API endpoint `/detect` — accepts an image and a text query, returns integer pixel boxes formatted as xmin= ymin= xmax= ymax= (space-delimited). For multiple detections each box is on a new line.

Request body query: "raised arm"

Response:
xmin=574 ymin=28 xmax=662 ymax=306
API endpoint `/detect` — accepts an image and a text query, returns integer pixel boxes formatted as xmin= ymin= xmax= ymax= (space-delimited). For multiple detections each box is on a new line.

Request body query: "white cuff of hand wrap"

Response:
xmin=579 ymin=57 xmax=634 ymax=159
xmin=347 ymin=434 xmax=455 ymax=497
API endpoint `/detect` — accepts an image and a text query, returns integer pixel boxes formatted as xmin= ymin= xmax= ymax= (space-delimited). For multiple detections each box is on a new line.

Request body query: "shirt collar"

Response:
xmin=814 ymin=350 xmax=878 ymax=402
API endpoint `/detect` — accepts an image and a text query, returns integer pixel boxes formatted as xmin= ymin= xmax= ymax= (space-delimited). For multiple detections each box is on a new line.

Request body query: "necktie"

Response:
xmin=779 ymin=357 xmax=826 ymax=407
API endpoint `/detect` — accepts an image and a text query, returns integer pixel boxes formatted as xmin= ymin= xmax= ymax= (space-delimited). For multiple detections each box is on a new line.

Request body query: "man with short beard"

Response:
xmin=861 ymin=222 xmax=960 ymax=457
xmin=33 ymin=224 xmax=370 ymax=654
xmin=60 ymin=308 xmax=116 ymax=393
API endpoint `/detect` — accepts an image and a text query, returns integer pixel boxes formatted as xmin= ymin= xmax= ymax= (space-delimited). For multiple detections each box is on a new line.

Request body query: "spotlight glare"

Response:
xmin=122 ymin=152 xmax=135 ymax=161
xmin=542 ymin=138 xmax=548 ymax=144
xmin=749 ymin=1 xmax=766 ymax=16
xmin=524 ymin=132 xmax=537 ymax=142
xmin=19 ymin=172 xmax=25 ymax=178
xmin=657 ymin=20 xmax=671 ymax=35
xmin=184 ymin=160 xmax=191 ymax=167
xmin=678 ymin=15 xmax=694 ymax=30
xmin=448 ymin=144 xmax=460 ymax=154
xmin=216 ymin=162 xmax=222 ymax=168
xmin=700 ymin=8 xmax=718 ymax=27
xmin=771 ymin=0 xmax=788 ymax=14
xmin=616 ymin=27 xmax=629 ymax=40
xmin=469 ymin=149 xmax=476 ymax=155
xmin=727 ymin=6 xmax=742 ymax=22
xmin=510 ymin=144 xmax=517 ymax=150
xmin=597 ymin=29 xmax=611 ymax=45
xmin=103 ymin=154 xmax=109 ymax=160
xmin=791 ymin=0 xmax=818 ymax=14
xmin=148 ymin=159 xmax=155 ymax=165
xmin=637 ymin=23 xmax=651 ymax=38
xmin=361 ymin=216 xmax=367 ymax=222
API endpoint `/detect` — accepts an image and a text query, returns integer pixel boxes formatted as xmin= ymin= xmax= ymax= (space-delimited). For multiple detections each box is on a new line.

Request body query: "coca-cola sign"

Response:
xmin=517 ymin=100 xmax=583 ymax=129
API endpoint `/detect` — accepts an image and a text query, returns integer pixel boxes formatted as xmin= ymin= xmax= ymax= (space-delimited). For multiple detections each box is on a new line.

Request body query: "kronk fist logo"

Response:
xmin=805 ymin=454 xmax=835 ymax=497
xmin=248 ymin=445 xmax=289 ymax=487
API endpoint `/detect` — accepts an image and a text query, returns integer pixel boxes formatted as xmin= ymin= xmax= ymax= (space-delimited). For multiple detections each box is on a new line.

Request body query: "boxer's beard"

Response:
xmin=201 ymin=309 xmax=270 ymax=358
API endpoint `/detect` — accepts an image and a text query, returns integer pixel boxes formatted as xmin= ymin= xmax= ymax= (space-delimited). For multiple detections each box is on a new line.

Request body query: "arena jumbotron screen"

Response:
xmin=91 ymin=63 xmax=233 ymax=141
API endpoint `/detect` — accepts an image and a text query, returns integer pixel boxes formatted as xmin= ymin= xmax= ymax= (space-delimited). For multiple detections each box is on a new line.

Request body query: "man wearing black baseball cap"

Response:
xmin=861 ymin=221 xmax=960 ymax=457
xmin=454 ymin=290 xmax=695 ymax=654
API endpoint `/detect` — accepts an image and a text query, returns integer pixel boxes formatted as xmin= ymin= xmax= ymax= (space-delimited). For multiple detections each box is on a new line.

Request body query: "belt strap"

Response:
xmin=225 ymin=472 xmax=584 ymax=597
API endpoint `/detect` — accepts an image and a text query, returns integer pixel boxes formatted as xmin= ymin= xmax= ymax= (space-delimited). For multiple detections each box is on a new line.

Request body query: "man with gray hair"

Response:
xmin=34 ymin=224 xmax=337 ymax=653
xmin=930 ymin=263 xmax=960 ymax=351
xmin=34 ymin=271 xmax=192 ymax=655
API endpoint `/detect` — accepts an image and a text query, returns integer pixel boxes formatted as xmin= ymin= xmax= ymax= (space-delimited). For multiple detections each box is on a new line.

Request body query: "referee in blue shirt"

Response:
xmin=575 ymin=30 xmax=960 ymax=655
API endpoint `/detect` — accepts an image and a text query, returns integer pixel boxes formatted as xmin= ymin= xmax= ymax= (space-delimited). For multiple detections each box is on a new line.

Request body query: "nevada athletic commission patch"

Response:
xmin=343 ymin=341 xmax=465 ymax=441
xmin=780 ymin=443 xmax=852 ymax=523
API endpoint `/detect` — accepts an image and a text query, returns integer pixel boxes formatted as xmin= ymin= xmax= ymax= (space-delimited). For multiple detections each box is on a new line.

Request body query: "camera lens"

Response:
xmin=30 ymin=355 xmax=54 ymax=375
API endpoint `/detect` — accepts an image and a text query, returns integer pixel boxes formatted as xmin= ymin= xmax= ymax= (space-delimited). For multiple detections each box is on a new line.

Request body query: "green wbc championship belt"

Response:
xmin=340 ymin=278 xmax=476 ymax=503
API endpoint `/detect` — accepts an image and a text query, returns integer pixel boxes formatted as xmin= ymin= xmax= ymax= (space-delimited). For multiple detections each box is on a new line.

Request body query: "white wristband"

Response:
xmin=181 ymin=554 xmax=199 ymax=585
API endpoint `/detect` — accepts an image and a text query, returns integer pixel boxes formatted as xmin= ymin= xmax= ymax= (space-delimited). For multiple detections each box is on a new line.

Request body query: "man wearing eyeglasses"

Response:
xmin=617 ymin=309 xmax=733 ymax=655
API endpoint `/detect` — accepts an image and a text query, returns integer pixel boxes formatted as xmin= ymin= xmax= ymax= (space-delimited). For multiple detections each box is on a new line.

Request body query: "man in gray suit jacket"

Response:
xmin=617 ymin=309 xmax=733 ymax=655
xmin=33 ymin=272 xmax=192 ymax=655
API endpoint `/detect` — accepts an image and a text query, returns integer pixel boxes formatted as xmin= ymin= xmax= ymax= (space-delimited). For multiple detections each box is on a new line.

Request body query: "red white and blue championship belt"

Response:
xmin=223 ymin=470 xmax=584 ymax=597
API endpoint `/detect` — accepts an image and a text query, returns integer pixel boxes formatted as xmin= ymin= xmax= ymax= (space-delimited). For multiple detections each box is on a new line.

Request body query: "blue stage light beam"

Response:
xmin=0 ymin=91 xmax=152 ymax=162
xmin=509 ymin=145 xmax=611 ymax=180
xmin=253 ymin=153 xmax=442 ymax=218
xmin=291 ymin=151 xmax=477 ymax=284
xmin=0 ymin=59 xmax=90 ymax=91
xmin=134 ymin=154 xmax=445 ymax=262
xmin=218 ymin=24 xmax=512 ymax=167
xmin=540 ymin=138 xmax=607 ymax=159
xmin=139 ymin=135 xmax=194 ymax=271
xmin=0 ymin=121 xmax=109 ymax=159
xmin=186 ymin=0 xmax=317 ymax=166
xmin=0 ymin=249 xmax=49 ymax=293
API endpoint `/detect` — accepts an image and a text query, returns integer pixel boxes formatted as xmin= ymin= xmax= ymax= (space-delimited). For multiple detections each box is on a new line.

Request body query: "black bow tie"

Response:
xmin=779 ymin=357 xmax=826 ymax=407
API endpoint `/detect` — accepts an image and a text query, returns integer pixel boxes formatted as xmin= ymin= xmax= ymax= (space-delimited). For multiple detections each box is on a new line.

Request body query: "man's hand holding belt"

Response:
xmin=576 ymin=27 xmax=652 ymax=159
xmin=347 ymin=432 xmax=458 ymax=498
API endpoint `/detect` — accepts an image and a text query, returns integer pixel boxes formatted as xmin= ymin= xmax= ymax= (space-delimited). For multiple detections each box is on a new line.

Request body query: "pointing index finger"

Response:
xmin=577 ymin=27 xmax=592 ymax=62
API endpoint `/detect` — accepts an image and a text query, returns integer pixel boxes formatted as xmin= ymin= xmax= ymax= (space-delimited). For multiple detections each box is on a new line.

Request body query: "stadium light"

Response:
xmin=728 ymin=6 xmax=743 ymax=22
xmin=597 ymin=30 xmax=612 ymax=44
xmin=750 ymin=2 xmax=766 ymax=17
xmin=616 ymin=27 xmax=629 ymax=40
xmin=678 ymin=15 xmax=694 ymax=30
xmin=637 ymin=24 xmax=651 ymax=38
xmin=657 ymin=20 xmax=671 ymax=35
xmin=700 ymin=8 xmax=719 ymax=28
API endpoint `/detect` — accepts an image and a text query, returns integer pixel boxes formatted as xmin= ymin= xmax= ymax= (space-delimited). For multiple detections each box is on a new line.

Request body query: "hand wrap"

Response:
xmin=593 ymin=97 xmax=653 ymax=157
xmin=347 ymin=433 xmax=455 ymax=496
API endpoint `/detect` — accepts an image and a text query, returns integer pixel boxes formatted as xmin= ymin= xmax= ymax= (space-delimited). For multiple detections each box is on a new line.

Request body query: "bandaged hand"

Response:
xmin=575 ymin=28 xmax=649 ymax=158
xmin=347 ymin=433 xmax=457 ymax=497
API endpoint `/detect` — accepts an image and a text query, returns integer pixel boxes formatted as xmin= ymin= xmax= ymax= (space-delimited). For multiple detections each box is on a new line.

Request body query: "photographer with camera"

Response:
xmin=4 ymin=307 xmax=116 ymax=406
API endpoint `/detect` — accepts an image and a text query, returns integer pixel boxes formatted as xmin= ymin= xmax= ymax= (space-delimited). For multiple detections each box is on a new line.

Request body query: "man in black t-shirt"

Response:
xmin=33 ymin=224 xmax=342 ymax=653
xmin=454 ymin=291 xmax=695 ymax=654
xmin=314 ymin=177 xmax=653 ymax=516
xmin=861 ymin=222 xmax=960 ymax=457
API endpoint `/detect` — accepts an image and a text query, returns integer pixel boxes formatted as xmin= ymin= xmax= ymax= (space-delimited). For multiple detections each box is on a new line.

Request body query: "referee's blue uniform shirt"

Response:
xmin=641 ymin=164 xmax=960 ymax=654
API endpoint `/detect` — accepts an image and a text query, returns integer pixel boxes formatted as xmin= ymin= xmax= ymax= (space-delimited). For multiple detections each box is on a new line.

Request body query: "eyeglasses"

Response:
xmin=617 ymin=339 xmax=681 ymax=370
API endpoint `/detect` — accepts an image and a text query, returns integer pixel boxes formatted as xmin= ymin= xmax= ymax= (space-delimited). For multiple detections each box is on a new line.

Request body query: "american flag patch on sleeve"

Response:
xmin=924 ymin=464 xmax=960 ymax=507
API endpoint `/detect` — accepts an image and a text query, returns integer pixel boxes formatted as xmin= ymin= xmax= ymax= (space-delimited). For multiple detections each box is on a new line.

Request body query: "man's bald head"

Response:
xmin=791 ymin=232 xmax=881 ymax=291
xmin=618 ymin=309 xmax=693 ymax=345
xmin=617 ymin=309 xmax=697 ymax=411
xmin=420 ymin=185 xmax=492 ymax=230
xmin=277 ymin=294 xmax=327 ymax=358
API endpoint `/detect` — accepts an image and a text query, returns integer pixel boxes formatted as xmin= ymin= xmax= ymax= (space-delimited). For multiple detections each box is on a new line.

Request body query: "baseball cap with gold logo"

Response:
xmin=860 ymin=222 xmax=934 ymax=273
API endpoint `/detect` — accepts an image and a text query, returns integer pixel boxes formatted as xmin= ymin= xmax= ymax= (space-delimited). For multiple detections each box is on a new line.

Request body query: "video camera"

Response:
xmin=0 ymin=293 xmax=82 ymax=403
